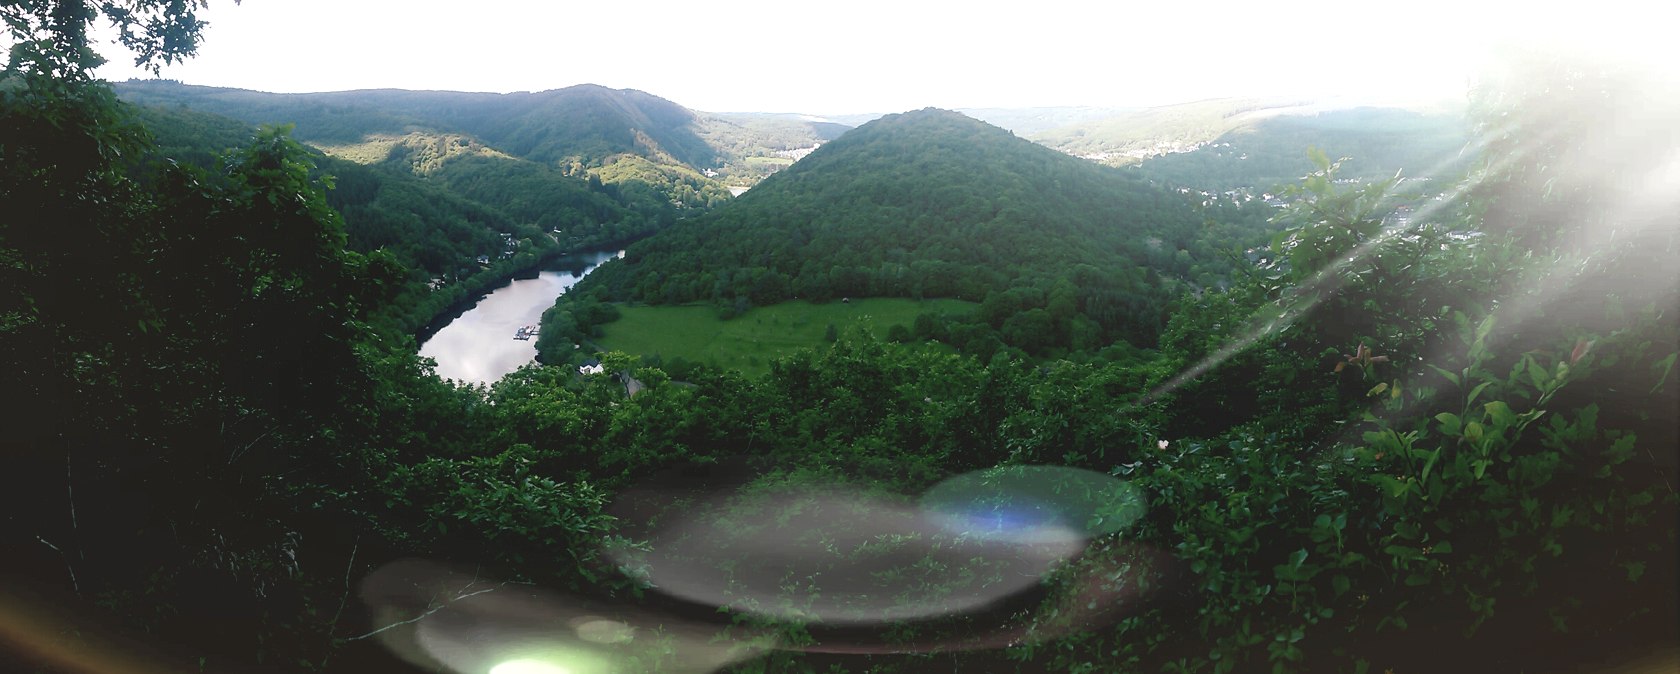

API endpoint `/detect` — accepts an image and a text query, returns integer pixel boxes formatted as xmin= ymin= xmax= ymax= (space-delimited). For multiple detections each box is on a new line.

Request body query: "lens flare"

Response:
xmin=606 ymin=484 xmax=1085 ymax=624
xmin=489 ymin=659 xmax=572 ymax=674
xmin=920 ymin=465 xmax=1148 ymax=541
xmin=359 ymin=560 xmax=769 ymax=674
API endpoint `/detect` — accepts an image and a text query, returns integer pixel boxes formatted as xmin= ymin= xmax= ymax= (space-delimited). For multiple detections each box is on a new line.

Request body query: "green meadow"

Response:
xmin=593 ymin=298 xmax=975 ymax=377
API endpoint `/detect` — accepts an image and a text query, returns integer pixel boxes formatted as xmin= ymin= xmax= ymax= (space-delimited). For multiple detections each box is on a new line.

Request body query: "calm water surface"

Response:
xmin=418 ymin=249 xmax=622 ymax=386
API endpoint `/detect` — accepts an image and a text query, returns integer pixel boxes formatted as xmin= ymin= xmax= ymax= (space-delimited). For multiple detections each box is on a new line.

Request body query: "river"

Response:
xmin=418 ymin=249 xmax=623 ymax=386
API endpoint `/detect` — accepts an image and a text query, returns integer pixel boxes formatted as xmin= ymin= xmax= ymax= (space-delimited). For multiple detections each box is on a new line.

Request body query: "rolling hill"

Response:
xmin=114 ymin=80 xmax=847 ymax=199
xmin=540 ymin=108 xmax=1226 ymax=363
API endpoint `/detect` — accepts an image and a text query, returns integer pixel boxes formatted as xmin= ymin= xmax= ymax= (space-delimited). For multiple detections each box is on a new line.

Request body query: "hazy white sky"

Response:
xmin=89 ymin=0 xmax=1668 ymax=114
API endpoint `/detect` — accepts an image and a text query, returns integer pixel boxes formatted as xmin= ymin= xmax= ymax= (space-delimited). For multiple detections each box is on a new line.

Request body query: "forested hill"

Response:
xmin=124 ymin=102 xmax=674 ymax=334
xmin=113 ymin=80 xmax=841 ymax=198
xmin=116 ymin=81 xmax=700 ymax=161
xmin=561 ymin=108 xmax=1222 ymax=357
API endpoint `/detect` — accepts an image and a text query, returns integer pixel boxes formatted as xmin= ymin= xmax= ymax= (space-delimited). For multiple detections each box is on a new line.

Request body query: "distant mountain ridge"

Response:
xmin=118 ymin=81 xmax=1466 ymax=199
xmin=1131 ymin=105 xmax=1473 ymax=194
xmin=116 ymin=82 xmax=701 ymax=161
xmin=114 ymin=80 xmax=846 ymax=193
xmin=1029 ymin=98 xmax=1308 ymax=164
xmin=1022 ymin=98 xmax=1472 ymax=191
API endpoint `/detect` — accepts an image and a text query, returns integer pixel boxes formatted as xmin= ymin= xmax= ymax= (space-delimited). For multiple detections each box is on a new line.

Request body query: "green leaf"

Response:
xmin=1605 ymin=434 xmax=1637 ymax=465
xmin=1527 ymin=357 xmax=1550 ymax=387
xmin=1623 ymin=561 xmax=1647 ymax=582
xmin=1374 ymin=474 xmax=1410 ymax=498
xmin=1432 ymin=540 xmax=1453 ymax=554
xmin=1475 ymin=314 xmax=1496 ymax=342
xmin=1435 ymin=412 xmax=1462 ymax=435
xmin=1484 ymin=401 xmax=1516 ymax=426
xmin=1467 ymin=381 xmax=1494 ymax=405
xmin=1651 ymin=352 xmax=1677 ymax=393
xmin=1333 ymin=574 xmax=1351 ymax=596
xmin=1428 ymin=364 xmax=1461 ymax=386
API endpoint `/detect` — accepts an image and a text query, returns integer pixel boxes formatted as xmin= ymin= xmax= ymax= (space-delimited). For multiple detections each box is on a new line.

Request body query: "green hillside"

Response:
xmin=123 ymin=86 xmax=704 ymax=232
xmin=543 ymin=108 xmax=1262 ymax=364
xmin=126 ymin=103 xmax=681 ymax=335
xmin=114 ymin=81 xmax=705 ymax=162
xmin=112 ymin=80 xmax=828 ymax=203
xmin=318 ymin=130 xmax=699 ymax=232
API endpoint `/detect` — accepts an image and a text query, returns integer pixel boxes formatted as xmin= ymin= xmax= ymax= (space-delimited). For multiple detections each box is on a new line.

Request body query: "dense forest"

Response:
xmin=1 ymin=4 xmax=1675 ymax=674
xmin=542 ymin=108 xmax=1273 ymax=363
xmin=126 ymin=98 xmax=695 ymax=335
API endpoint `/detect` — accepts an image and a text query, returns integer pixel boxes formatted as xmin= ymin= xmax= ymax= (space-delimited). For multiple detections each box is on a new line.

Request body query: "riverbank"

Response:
xmin=404 ymin=234 xmax=649 ymax=345
xmin=417 ymin=249 xmax=624 ymax=385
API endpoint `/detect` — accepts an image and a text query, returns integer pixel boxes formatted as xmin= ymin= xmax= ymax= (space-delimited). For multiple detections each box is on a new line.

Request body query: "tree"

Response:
xmin=3 ymin=0 xmax=221 ymax=81
xmin=1 ymin=4 xmax=408 ymax=666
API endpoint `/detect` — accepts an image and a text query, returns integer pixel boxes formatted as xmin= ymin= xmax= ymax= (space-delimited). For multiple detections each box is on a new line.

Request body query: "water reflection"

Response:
xmin=419 ymin=250 xmax=622 ymax=386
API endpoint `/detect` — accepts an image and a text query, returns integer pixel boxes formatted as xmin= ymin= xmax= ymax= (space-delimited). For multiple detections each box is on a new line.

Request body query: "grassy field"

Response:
xmin=593 ymin=298 xmax=975 ymax=377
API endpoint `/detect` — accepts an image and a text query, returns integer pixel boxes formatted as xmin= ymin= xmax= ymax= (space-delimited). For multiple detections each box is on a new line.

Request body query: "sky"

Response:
xmin=88 ymin=0 xmax=1671 ymax=115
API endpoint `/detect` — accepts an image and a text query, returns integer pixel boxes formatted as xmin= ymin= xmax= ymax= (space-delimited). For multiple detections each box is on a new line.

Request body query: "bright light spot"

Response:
xmin=489 ymin=659 xmax=571 ymax=674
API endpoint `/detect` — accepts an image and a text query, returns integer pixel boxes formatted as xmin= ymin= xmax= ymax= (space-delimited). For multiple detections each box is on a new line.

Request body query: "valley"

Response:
xmin=4 ymin=10 xmax=1675 ymax=673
